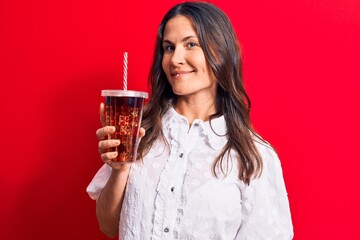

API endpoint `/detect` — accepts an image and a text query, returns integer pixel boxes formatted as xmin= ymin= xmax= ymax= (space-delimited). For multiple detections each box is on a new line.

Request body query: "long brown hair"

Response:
xmin=138 ymin=1 xmax=264 ymax=184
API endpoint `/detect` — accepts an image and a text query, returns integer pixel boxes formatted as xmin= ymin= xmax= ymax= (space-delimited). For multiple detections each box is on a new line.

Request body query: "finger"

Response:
xmin=99 ymin=103 xmax=106 ymax=127
xmin=101 ymin=151 xmax=118 ymax=162
xmin=137 ymin=127 xmax=146 ymax=145
xmin=96 ymin=126 xmax=116 ymax=140
xmin=139 ymin=127 xmax=146 ymax=138
xmin=98 ymin=139 xmax=120 ymax=153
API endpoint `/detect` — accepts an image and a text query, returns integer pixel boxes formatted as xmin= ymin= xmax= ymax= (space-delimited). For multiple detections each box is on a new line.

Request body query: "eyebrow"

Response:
xmin=162 ymin=35 xmax=198 ymax=44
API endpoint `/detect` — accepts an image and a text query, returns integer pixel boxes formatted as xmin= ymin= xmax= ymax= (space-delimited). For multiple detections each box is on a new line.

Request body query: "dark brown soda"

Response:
xmin=105 ymin=96 xmax=144 ymax=162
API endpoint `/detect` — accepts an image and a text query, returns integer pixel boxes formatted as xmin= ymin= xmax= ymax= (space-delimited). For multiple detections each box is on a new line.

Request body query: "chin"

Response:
xmin=171 ymin=87 xmax=187 ymax=96
xmin=172 ymin=91 xmax=186 ymax=96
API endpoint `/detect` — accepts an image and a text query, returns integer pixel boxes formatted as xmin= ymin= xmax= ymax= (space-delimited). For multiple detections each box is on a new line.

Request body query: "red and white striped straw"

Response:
xmin=123 ymin=52 xmax=128 ymax=91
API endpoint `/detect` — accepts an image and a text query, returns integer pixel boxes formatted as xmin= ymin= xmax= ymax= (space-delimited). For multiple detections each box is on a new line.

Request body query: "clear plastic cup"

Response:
xmin=101 ymin=90 xmax=148 ymax=163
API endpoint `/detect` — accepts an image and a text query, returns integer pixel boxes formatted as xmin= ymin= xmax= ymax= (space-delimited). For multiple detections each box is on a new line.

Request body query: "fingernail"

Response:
xmin=112 ymin=152 xmax=118 ymax=157
xmin=114 ymin=140 xmax=120 ymax=145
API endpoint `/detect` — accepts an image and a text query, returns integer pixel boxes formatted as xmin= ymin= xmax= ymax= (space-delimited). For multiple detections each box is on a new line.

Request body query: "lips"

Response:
xmin=170 ymin=70 xmax=195 ymax=77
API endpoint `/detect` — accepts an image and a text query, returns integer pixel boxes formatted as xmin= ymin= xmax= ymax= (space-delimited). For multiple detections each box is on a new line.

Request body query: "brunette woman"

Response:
xmin=88 ymin=2 xmax=293 ymax=239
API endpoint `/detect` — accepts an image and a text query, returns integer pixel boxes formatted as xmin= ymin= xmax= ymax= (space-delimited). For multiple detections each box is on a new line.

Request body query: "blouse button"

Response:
xmin=164 ymin=227 xmax=169 ymax=233
xmin=179 ymin=153 xmax=184 ymax=158
xmin=194 ymin=123 xmax=199 ymax=127
xmin=171 ymin=187 xmax=175 ymax=192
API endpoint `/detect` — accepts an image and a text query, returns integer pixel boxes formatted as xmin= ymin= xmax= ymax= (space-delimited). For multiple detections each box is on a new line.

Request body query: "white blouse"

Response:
xmin=87 ymin=107 xmax=293 ymax=240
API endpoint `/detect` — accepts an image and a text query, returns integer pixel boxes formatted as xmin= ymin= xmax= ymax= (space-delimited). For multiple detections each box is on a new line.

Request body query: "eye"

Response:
xmin=163 ymin=45 xmax=175 ymax=52
xmin=187 ymin=41 xmax=199 ymax=48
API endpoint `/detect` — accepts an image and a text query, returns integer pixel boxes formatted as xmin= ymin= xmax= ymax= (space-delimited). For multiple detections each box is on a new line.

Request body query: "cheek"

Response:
xmin=208 ymin=66 xmax=216 ymax=81
xmin=161 ymin=56 xmax=170 ymax=76
xmin=192 ymin=54 xmax=207 ymax=72
xmin=161 ymin=58 xmax=166 ymax=71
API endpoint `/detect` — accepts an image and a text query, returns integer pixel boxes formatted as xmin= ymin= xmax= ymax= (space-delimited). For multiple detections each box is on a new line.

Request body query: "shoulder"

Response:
xmin=253 ymin=136 xmax=283 ymax=177
xmin=254 ymin=136 xmax=277 ymax=158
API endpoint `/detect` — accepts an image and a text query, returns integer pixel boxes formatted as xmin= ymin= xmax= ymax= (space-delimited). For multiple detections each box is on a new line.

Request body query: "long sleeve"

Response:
xmin=236 ymin=144 xmax=294 ymax=240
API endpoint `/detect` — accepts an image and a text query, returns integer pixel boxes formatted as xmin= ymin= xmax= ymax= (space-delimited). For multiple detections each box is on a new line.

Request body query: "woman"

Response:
xmin=87 ymin=2 xmax=293 ymax=239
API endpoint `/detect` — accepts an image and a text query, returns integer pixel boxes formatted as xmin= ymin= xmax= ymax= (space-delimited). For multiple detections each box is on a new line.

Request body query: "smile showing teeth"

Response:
xmin=175 ymin=73 xmax=187 ymax=76
xmin=172 ymin=71 xmax=194 ymax=77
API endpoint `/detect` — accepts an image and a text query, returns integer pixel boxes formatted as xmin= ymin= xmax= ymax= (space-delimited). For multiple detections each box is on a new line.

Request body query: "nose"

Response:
xmin=170 ymin=46 xmax=185 ymax=65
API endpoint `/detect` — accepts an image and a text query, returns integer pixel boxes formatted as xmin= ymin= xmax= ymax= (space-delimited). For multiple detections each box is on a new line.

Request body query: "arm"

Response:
xmin=92 ymin=103 xmax=145 ymax=238
xmin=95 ymin=165 xmax=130 ymax=238
xmin=236 ymin=146 xmax=294 ymax=240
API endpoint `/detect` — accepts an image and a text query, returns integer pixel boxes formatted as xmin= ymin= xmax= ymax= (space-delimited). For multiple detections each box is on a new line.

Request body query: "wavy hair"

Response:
xmin=138 ymin=1 xmax=264 ymax=184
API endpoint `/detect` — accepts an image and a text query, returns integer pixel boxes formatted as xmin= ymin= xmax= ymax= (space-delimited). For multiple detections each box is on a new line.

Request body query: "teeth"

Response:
xmin=175 ymin=72 xmax=190 ymax=76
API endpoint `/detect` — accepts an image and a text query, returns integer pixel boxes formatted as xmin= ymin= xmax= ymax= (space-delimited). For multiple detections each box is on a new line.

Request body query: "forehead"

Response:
xmin=163 ymin=15 xmax=198 ymax=38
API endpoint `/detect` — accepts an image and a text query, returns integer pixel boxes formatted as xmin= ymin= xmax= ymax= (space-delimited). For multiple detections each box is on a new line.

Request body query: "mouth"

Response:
xmin=170 ymin=70 xmax=195 ymax=78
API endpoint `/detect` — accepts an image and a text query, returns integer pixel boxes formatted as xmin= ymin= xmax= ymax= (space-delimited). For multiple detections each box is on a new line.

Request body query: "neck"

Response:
xmin=174 ymin=95 xmax=216 ymax=125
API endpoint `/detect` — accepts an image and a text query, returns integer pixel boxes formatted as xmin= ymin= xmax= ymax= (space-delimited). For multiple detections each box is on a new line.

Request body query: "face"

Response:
xmin=161 ymin=15 xmax=217 ymax=100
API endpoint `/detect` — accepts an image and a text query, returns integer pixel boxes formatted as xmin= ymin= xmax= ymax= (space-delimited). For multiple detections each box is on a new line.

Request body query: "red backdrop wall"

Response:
xmin=1 ymin=0 xmax=359 ymax=239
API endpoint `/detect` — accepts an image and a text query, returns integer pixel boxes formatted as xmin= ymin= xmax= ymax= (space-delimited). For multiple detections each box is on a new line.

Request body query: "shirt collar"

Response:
xmin=162 ymin=107 xmax=228 ymax=150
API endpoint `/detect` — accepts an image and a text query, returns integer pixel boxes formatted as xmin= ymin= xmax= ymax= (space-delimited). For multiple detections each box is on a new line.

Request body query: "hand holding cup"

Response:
xmin=96 ymin=89 xmax=148 ymax=168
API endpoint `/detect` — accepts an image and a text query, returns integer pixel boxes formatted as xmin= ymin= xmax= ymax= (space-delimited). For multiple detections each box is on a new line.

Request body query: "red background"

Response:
xmin=1 ymin=0 xmax=359 ymax=239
